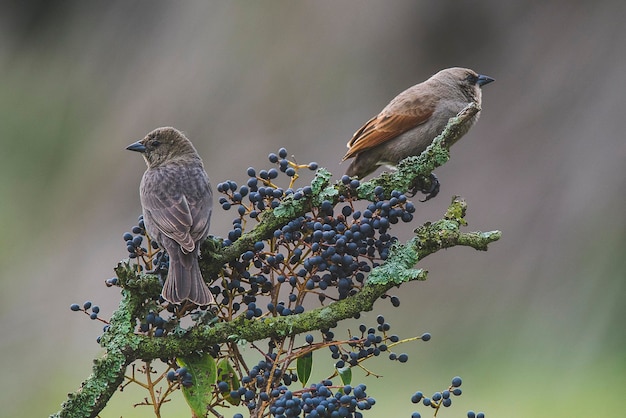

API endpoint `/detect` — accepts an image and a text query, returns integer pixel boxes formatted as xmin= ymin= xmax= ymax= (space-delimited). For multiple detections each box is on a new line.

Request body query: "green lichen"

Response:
xmin=53 ymin=102 xmax=497 ymax=418
xmin=367 ymin=242 xmax=426 ymax=285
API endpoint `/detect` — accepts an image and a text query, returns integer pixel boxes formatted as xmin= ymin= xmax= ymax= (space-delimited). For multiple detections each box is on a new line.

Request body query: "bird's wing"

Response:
xmin=142 ymin=182 xmax=196 ymax=252
xmin=343 ymin=92 xmax=436 ymax=160
xmin=188 ymin=182 xmax=212 ymax=244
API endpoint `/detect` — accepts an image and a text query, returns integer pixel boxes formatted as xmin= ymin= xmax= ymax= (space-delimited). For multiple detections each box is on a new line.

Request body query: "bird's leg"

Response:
xmin=408 ymin=173 xmax=440 ymax=201
xmin=144 ymin=251 xmax=168 ymax=285
xmin=420 ymin=173 xmax=440 ymax=202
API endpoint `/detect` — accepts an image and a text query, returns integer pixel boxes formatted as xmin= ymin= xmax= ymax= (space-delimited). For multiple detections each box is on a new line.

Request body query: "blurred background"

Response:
xmin=1 ymin=1 xmax=624 ymax=417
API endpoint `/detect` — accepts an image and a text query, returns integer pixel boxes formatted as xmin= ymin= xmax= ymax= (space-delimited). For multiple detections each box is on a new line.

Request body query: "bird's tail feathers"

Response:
xmin=162 ymin=250 xmax=214 ymax=306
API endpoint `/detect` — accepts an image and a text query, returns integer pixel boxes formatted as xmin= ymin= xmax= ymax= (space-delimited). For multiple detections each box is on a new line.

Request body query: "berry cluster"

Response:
xmin=70 ymin=301 xmax=108 ymax=324
xmin=167 ymin=367 xmax=193 ymax=388
xmin=121 ymin=216 xmax=162 ymax=270
xmin=326 ymin=315 xmax=431 ymax=368
xmin=217 ymin=148 xmax=319 ymax=244
xmin=410 ymin=376 xmax=477 ymax=417
xmin=285 ymin=382 xmax=374 ymax=418
xmin=206 ymin=313 xmax=431 ymax=416
xmin=220 ymin=357 xmax=300 ymax=406
xmin=70 ymin=301 xmax=110 ymax=343
xmin=70 ymin=300 xmax=102 ymax=321
xmin=77 ymin=147 xmax=482 ymax=417
xmin=214 ymin=149 xmax=416 ymax=322
xmin=228 ymin=381 xmax=375 ymax=418
xmin=138 ymin=310 xmax=169 ymax=337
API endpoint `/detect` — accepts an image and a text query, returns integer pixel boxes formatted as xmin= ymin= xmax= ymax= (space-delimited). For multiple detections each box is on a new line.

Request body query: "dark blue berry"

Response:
xmin=411 ymin=391 xmax=423 ymax=403
xmin=105 ymin=277 xmax=118 ymax=287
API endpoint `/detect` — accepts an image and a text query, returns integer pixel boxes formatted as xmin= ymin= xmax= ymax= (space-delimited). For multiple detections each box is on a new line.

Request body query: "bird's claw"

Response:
xmin=145 ymin=251 xmax=168 ymax=284
xmin=408 ymin=173 xmax=440 ymax=201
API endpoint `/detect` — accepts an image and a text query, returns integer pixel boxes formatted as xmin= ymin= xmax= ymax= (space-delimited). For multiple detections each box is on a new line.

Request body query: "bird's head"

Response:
xmin=432 ymin=67 xmax=495 ymax=103
xmin=126 ymin=127 xmax=199 ymax=168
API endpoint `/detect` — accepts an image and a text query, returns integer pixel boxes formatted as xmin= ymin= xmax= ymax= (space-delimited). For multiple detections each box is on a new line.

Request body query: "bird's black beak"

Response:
xmin=126 ymin=141 xmax=147 ymax=153
xmin=477 ymin=74 xmax=495 ymax=87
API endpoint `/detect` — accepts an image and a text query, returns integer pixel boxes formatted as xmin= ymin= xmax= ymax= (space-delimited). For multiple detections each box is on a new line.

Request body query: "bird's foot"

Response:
xmin=408 ymin=173 xmax=440 ymax=202
xmin=144 ymin=251 xmax=168 ymax=284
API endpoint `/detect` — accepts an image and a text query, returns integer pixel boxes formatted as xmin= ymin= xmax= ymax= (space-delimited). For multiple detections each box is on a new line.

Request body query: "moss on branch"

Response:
xmin=368 ymin=196 xmax=500 ymax=285
xmin=201 ymin=103 xmax=481 ymax=279
xmin=355 ymin=103 xmax=480 ymax=199
xmin=53 ymin=102 xmax=496 ymax=418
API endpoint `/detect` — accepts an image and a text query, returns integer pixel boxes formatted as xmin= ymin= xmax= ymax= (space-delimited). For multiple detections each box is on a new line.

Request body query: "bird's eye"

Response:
xmin=149 ymin=139 xmax=161 ymax=147
xmin=466 ymin=74 xmax=479 ymax=84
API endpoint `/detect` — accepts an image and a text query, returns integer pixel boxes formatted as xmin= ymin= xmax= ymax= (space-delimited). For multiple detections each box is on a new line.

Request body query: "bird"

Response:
xmin=126 ymin=127 xmax=215 ymax=306
xmin=343 ymin=67 xmax=494 ymax=183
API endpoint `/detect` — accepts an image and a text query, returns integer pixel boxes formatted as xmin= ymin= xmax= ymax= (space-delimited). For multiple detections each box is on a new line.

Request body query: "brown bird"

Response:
xmin=343 ymin=67 xmax=494 ymax=180
xmin=127 ymin=127 xmax=214 ymax=306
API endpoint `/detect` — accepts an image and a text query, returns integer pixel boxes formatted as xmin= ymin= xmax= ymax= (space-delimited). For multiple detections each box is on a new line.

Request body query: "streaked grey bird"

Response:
xmin=127 ymin=127 xmax=214 ymax=305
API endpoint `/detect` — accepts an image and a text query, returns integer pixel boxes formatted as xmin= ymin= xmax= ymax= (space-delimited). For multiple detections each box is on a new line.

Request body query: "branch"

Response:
xmin=356 ymin=103 xmax=480 ymax=199
xmin=51 ymin=289 xmax=141 ymax=418
xmin=53 ymin=102 xmax=494 ymax=417
xmin=137 ymin=197 xmax=500 ymax=359
xmin=368 ymin=196 xmax=500 ymax=285
xmin=54 ymin=197 xmax=499 ymax=417
xmin=202 ymin=102 xmax=482 ymax=278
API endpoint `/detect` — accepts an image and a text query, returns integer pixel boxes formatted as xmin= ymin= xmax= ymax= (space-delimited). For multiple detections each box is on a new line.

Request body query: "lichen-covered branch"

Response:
xmin=53 ymin=102 xmax=495 ymax=418
xmin=53 ymin=198 xmax=499 ymax=418
xmin=355 ymin=103 xmax=480 ymax=199
xmin=52 ymin=290 xmax=141 ymax=418
xmin=202 ymin=103 xmax=481 ymax=278
xmin=200 ymin=169 xmax=334 ymax=278
xmin=368 ymin=196 xmax=500 ymax=285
